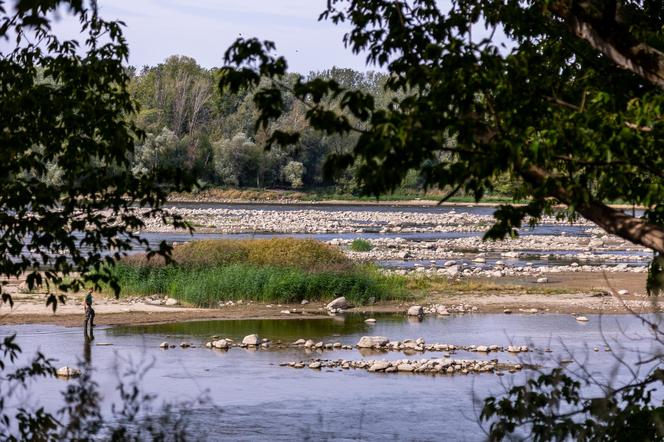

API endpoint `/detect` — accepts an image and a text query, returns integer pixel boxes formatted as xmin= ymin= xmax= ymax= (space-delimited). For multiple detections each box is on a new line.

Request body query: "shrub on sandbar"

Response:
xmin=111 ymin=238 xmax=405 ymax=305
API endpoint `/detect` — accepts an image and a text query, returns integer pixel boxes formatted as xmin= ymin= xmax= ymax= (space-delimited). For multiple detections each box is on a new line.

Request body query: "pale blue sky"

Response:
xmin=95 ymin=0 xmax=366 ymax=73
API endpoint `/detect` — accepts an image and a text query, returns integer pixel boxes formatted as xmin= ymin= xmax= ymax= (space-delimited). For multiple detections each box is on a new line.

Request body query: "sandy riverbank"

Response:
xmin=1 ymin=272 xmax=658 ymax=327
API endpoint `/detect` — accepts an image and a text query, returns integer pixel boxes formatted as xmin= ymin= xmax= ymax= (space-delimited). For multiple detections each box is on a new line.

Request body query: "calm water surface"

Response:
xmin=2 ymin=313 xmax=661 ymax=441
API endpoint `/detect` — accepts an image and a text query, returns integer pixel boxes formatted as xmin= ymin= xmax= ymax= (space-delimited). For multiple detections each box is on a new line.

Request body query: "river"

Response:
xmin=2 ymin=313 xmax=660 ymax=441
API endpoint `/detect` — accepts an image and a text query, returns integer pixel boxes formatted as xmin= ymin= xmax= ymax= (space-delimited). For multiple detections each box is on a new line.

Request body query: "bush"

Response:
xmin=110 ymin=238 xmax=407 ymax=305
xmin=349 ymin=239 xmax=373 ymax=252
xmin=124 ymin=238 xmax=351 ymax=272
xmin=111 ymin=262 xmax=405 ymax=306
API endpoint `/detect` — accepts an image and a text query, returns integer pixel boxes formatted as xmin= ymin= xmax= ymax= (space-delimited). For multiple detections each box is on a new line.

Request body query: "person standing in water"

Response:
xmin=84 ymin=288 xmax=95 ymax=329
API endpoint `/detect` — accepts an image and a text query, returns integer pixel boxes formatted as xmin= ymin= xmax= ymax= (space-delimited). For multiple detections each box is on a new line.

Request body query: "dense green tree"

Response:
xmin=212 ymin=133 xmax=256 ymax=186
xmin=128 ymin=58 xmax=403 ymax=191
xmin=0 ymin=0 xmax=194 ymax=299
xmin=281 ymin=161 xmax=306 ymax=188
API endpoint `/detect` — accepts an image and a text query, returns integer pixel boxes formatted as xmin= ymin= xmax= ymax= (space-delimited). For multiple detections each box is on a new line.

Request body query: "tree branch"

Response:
xmin=550 ymin=2 xmax=664 ymax=89
xmin=520 ymin=165 xmax=664 ymax=253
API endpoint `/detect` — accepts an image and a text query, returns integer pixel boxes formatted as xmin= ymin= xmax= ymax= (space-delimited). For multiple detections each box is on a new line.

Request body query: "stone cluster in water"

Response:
xmin=157 ymin=333 xmax=532 ymax=377
xmin=281 ymin=358 xmax=524 ymax=375
xmin=160 ymin=334 xmax=530 ymax=356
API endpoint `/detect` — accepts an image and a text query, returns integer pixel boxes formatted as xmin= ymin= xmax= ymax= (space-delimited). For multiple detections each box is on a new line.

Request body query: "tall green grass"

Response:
xmin=349 ymin=239 xmax=373 ymax=252
xmin=110 ymin=238 xmax=408 ymax=306
xmin=111 ymin=263 xmax=404 ymax=306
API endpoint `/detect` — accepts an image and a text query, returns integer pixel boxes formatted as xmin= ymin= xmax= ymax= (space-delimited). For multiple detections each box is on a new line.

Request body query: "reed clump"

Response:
xmin=112 ymin=238 xmax=406 ymax=306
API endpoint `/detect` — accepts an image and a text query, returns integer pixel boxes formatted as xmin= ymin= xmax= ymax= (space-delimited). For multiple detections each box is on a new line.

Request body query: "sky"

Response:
xmin=88 ymin=0 xmax=368 ymax=73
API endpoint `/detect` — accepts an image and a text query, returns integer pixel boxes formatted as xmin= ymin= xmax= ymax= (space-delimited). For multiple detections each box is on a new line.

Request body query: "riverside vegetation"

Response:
xmin=108 ymin=238 xmax=408 ymax=306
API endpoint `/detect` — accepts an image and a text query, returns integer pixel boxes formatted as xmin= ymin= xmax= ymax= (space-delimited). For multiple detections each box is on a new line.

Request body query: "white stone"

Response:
xmin=56 ymin=366 xmax=81 ymax=378
xmin=576 ymin=316 xmax=589 ymax=322
xmin=212 ymin=339 xmax=229 ymax=349
xmin=357 ymin=336 xmax=389 ymax=348
xmin=436 ymin=306 xmax=450 ymax=315
xmin=536 ymin=277 xmax=548 ymax=283
xmin=326 ymin=296 xmax=349 ymax=310
xmin=164 ymin=298 xmax=179 ymax=306
xmin=364 ymin=318 xmax=377 ymax=324
xmin=368 ymin=361 xmax=390 ymax=372
xmin=159 ymin=342 xmax=169 ymax=348
xmin=407 ymin=305 xmax=424 ymax=316
xmin=617 ymin=289 xmax=629 ymax=296
xmin=242 ymin=334 xmax=261 ymax=346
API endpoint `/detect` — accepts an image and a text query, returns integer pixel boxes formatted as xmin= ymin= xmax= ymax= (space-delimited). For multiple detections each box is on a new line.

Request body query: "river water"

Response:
xmin=3 ymin=313 xmax=661 ymax=441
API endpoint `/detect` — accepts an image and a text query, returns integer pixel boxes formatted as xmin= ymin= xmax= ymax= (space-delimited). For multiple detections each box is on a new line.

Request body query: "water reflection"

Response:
xmin=83 ymin=327 xmax=94 ymax=365
xmin=109 ymin=315 xmax=396 ymax=342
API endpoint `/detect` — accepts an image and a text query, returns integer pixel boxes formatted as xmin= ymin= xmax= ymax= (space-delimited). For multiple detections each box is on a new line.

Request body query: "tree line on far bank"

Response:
xmin=125 ymin=56 xmax=398 ymax=193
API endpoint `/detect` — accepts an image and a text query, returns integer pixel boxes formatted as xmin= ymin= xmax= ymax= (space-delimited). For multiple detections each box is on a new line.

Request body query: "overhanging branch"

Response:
xmin=550 ymin=2 xmax=664 ymax=89
xmin=521 ymin=165 xmax=664 ymax=254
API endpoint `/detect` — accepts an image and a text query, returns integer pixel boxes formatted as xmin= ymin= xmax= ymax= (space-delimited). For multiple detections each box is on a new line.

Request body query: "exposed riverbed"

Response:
xmin=124 ymin=203 xmax=653 ymax=284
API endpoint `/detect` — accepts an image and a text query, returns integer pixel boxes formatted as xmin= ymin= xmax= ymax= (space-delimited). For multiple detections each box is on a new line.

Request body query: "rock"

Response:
xmin=304 ymin=339 xmax=315 ymax=348
xmin=576 ymin=316 xmax=589 ymax=322
xmin=280 ymin=310 xmax=291 ymax=314
xmin=536 ymin=277 xmax=549 ymax=283
xmin=301 ymin=299 xmax=309 ymax=305
xmin=503 ymin=309 xmax=512 ymax=314
xmin=309 ymin=361 xmax=322 ymax=369
xmin=164 ymin=297 xmax=179 ymax=306
xmin=159 ymin=342 xmax=169 ymax=348
xmin=364 ymin=318 xmax=377 ymax=324
xmin=293 ymin=339 xmax=306 ymax=345
xmin=407 ymin=305 xmax=424 ymax=316
xmin=212 ymin=339 xmax=229 ymax=349
xmin=436 ymin=306 xmax=450 ymax=315
xmin=617 ymin=289 xmax=629 ymax=296
xmin=397 ymin=363 xmax=415 ymax=372
xmin=242 ymin=334 xmax=261 ymax=346
xmin=476 ymin=345 xmax=489 ymax=352
xmin=368 ymin=361 xmax=390 ymax=372
xmin=356 ymin=336 xmax=389 ymax=348
xmin=56 ymin=366 xmax=81 ymax=378
xmin=180 ymin=342 xmax=191 ymax=348
xmin=326 ymin=296 xmax=349 ymax=310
